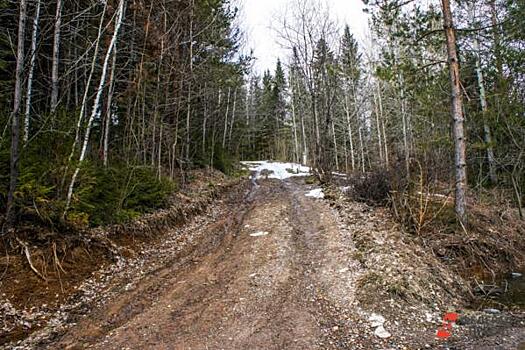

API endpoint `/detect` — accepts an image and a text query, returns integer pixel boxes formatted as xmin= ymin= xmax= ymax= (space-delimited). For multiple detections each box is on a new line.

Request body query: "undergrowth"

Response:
xmin=0 ymin=144 xmax=177 ymax=229
xmin=68 ymin=164 xmax=176 ymax=228
xmin=344 ymin=162 xmax=525 ymax=281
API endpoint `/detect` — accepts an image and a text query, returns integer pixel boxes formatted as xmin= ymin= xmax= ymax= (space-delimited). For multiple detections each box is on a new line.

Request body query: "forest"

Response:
xmin=0 ymin=0 xmax=524 ymax=347
xmin=1 ymin=0 xmax=250 ymax=229
xmin=1 ymin=0 xmax=523 ymax=231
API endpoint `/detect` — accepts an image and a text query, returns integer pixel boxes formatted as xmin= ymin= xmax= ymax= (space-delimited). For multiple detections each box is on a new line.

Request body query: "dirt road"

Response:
xmin=10 ymin=171 xmax=525 ymax=350
xmin=33 ymin=178 xmax=364 ymax=349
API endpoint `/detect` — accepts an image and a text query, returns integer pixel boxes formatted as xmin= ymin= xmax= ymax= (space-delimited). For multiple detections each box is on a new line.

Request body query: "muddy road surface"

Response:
xmin=34 ymin=178 xmax=364 ymax=350
xmin=10 ymin=174 xmax=525 ymax=350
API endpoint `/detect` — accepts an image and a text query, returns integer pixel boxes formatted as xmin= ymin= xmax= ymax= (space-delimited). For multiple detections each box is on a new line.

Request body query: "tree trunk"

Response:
xmin=151 ymin=42 xmax=163 ymax=166
xmin=222 ymin=87 xmax=231 ymax=149
xmin=473 ymin=34 xmax=497 ymax=184
xmin=50 ymin=0 xmax=63 ymax=113
xmin=5 ymin=0 xmax=28 ymax=227
xmin=210 ymin=89 xmax=221 ymax=168
xmin=358 ymin=125 xmax=365 ymax=173
xmin=185 ymin=0 xmax=194 ymax=161
xmin=64 ymin=0 xmax=126 ymax=216
xmin=103 ymin=48 xmax=118 ymax=168
xmin=290 ymin=82 xmax=299 ymax=164
xmin=400 ymin=83 xmax=410 ymax=174
xmin=202 ymin=83 xmax=208 ymax=155
xmin=377 ymin=82 xmax=389 ymax=167
xmin=158 ymin=123 xmax=163 ymax=180
xmin=23 ymin=0 xmax=41 ymax=144
xmin=344 ymin=93 xmax=355 ymax=171
xmin=373 ymin=87 xmax=383 ymax=163
xmin=344 ymin=133 xmax=349 ymax=173
xmin=442 ymin=0 xmax=468 ymax=223
xmin=331 ymin=120 xmax=339 ymax=171
xmin=61 ymin=2 xmax=107 ymax=192
xmin=300 ymin=101 xmax=308 ymax=165
xmin=228 ymin=89 xmax=237 ymax=149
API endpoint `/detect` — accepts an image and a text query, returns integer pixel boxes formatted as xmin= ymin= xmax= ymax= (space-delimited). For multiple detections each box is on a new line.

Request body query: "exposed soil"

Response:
xmin=2 ymin=174 xmax=525 ymax=349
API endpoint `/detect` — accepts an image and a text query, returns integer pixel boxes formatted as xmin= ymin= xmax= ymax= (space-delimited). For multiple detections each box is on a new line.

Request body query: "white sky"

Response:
xmin=238 ymin=0 xmax=370 ymax=73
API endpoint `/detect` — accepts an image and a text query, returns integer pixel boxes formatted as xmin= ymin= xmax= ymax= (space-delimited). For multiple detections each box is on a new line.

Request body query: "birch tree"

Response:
xmin=470 ymin=3 xmax=497 ymax=184
xmin=6 ymin=0 xmax=28 ymax=227
xmin=64 ymin=0 xmax=126 ymax=215
xmin=50 ymin=0 xmax=63 ymax=113
xmin=23 ymin=0 xmax=41 ymax=144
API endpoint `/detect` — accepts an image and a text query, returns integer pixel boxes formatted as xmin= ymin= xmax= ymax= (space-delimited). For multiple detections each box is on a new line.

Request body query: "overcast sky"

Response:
xmin=238 ymin=0 xmax=370 ymax=73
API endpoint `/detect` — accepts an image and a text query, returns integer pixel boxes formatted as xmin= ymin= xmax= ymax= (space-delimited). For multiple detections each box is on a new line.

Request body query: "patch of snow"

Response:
xmin=250 ymin=231 xmax=269 ymax=237
xmin=240 ymin=161 xmax=311 ymax=180
xmin=305 ymin=188 xmax=324 ymax=199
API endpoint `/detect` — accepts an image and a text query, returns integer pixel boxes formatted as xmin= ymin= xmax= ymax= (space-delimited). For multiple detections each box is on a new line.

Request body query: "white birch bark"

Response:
xmin=290 ymin=85 xmax=300 ymax=164
xmin=300 ymin=103 xmax=308 ymax=165
xmin=222 ymin=87 xmax=231 ymax=149
xmin=472 ymin=17 xmax=497 ymax=184
xmin=332 ymin=120 xmax=339 ymax=171
xmin=6 ymin=0 xmax=28 ymax=225
xmin=103 ymin=48 xmax=118 ymax=168
xmin=399 ymin=80 xmax=410 ymax=174
xmin=344 ymin=133 xmax=349 ymax=173
xmin=185 ymin=1 xmax=194 ymax=161
xmin=23 ymin=0 xmax=41 ymax=144
xmin=62 ymin=2 xmax=107 ymax=189
xmin=358 ymin=125 xmax=365 ymax=173
xmin=377 ymin=82 xmax=389 ymax=167
xmin=50 ymin=0 xmax=63 ymax=113
xmin=202 ymin=83 xmax=208 ymax=155
xmin=373 ymin=87 xmax=383 ymax=163
xmin=228 ymin=89 xmax=237 ymax=148
xmin=64 ymin=0 xmax=126 ymax=215
xmin=158 ymin=123 xmax=163 ymax=180
xmin=344 ymin=92 xmax=355 ymax=171
xmin=210 ymin=90 xmax=221 ymax=167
